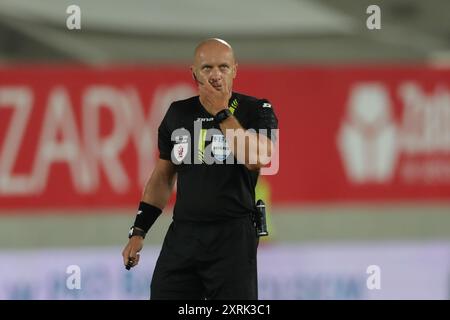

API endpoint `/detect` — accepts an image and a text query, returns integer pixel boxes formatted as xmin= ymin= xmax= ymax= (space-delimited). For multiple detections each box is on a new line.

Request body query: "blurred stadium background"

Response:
xmin=0 ymin=0 xmax=449 ymax=299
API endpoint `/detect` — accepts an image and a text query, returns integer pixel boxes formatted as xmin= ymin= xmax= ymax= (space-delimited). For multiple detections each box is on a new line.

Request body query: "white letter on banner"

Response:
xmin=0 ymin=87 xmax=34 ymax=194
xmin=32 ymin=87 xmax=89 ymax=193
xmin=83 ymin=86 xmax=130 ymax=193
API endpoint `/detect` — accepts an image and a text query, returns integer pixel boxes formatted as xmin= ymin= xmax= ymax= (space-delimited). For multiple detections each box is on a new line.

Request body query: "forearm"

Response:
xmin=142 ymin=164 xmax=176 ymax=209
xmin=219 ymin=115 xmax=273 ymax=170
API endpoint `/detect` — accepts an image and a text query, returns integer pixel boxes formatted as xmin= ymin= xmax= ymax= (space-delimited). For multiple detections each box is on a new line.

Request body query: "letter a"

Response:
xmin=66 ymin=5 xmax=81 ymax=30
xmin=366 ymin=5 xmax=381 ymax=30
xmin=366 ymin=265 xmax=381 ymax=290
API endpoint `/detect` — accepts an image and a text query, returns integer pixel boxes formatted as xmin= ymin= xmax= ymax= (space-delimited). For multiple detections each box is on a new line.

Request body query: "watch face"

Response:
xmin=128 ymin=227 xmax=133 ymax=238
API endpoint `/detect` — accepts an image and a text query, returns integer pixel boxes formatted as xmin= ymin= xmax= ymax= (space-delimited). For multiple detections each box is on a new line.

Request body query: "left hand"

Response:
xmin=197 ymin=75 xmax=231 ymax=116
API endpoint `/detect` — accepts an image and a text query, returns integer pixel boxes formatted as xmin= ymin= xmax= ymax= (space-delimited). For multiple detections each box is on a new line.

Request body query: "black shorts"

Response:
xmin=150 ymin=215 xmax=259 ymax=300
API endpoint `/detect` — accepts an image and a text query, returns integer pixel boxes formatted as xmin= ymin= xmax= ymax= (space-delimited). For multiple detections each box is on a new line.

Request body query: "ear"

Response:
xmin=190 ymin=66 xmax=195 ymax=80
xmin=233 ymin=63 xmax=238 ymax=79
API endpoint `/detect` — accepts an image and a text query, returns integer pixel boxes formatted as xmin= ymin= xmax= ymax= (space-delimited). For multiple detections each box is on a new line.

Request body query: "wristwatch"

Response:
xmin=128 ymin=226 xmax=146 ymax=239
xmin=214 ymin=108 xmax=232 ymax=124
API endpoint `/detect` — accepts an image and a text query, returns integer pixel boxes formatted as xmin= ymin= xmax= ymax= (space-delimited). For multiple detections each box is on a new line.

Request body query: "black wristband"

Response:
xmin=128 ymin=226 xmax=146 ymax=239
xmin=214 ymin=108 xmax=232 ymax=124
xmin=133 ymin=201 xmax=162 ymax=233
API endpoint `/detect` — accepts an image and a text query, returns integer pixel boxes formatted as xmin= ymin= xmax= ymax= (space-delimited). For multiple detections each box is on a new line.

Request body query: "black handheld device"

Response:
xmin=254 ymin=199 xmax=269 ymax=237
xmin=125 ymin=257 xmax=134 ymax=270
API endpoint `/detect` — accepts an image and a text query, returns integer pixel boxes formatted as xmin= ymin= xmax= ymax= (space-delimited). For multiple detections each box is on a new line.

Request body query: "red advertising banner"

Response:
xmin=1 ymin=66 xmax=450 ymax=209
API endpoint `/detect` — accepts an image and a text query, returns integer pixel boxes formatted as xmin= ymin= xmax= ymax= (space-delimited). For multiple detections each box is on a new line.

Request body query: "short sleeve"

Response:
xmin=248 ymin=99 xmax=279 ymax=142
xmin=158 ymin=106 xmax=173 ymax=160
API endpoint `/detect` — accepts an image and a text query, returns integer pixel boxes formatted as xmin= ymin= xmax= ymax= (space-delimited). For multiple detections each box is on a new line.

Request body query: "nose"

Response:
xmin=209 ymin=68 xmax=222 ymax=82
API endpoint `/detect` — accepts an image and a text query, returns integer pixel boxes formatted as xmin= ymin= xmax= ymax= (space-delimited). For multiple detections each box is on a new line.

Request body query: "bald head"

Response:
xmin=191 ymin=38 xmax=238 ymax=92
xmin=194 ymin=38 xmax=235 ymax=62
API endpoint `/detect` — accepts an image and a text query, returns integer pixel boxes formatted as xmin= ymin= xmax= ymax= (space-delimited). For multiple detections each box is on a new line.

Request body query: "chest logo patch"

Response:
xmin=211 ymin=134 xmax=231 ymax=161
xmin=173 ymin=135 xmax=189 ymax=162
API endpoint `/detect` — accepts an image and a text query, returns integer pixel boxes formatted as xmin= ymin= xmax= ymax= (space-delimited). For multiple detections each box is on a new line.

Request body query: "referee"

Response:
xmin=122 ymin=38 xmax=278 ymax=300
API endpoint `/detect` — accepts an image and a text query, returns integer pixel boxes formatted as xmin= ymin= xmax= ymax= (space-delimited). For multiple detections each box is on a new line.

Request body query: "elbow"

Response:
xmin=245 ymin=153 xmax=273 ymax=171
xmin=240 ymin=134 xmax=274 ymax=171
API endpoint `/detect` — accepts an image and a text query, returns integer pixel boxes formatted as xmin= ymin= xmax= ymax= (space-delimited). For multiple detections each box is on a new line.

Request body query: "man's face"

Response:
xmin=192 ymin=43 xmax=237 ymax=92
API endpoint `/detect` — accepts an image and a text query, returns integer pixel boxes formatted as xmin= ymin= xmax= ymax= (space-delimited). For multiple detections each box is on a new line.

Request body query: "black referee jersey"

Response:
xmin=158 ymin=92 xmax=278 ymax=222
